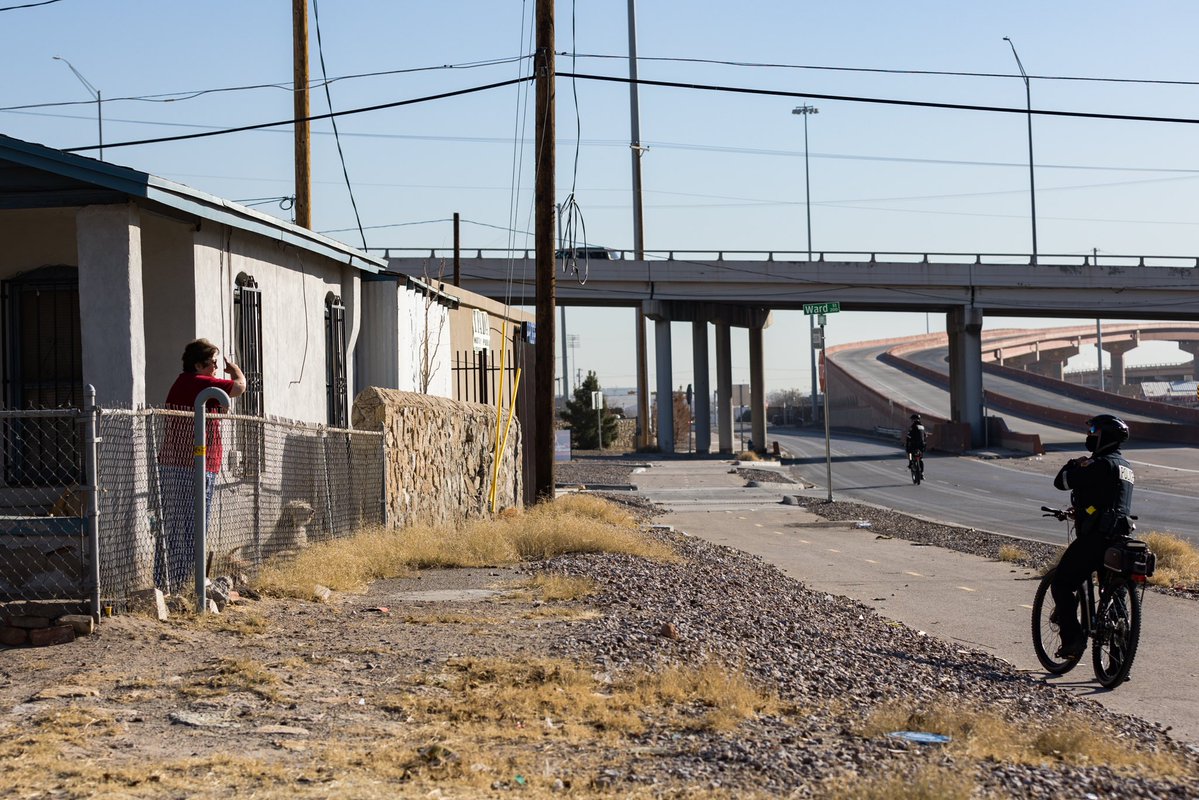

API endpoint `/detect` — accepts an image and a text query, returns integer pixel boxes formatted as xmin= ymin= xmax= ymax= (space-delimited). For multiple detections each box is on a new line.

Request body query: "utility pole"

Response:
xmin=533 ymin=0 xmax=556 ymax=502
xmin=293 ymin=0 xmax=312 ymax=228
xmin=452 ymin=212 xmax=461 ymax=286
xmin=627 ymin=0 xmax=651 ymax=449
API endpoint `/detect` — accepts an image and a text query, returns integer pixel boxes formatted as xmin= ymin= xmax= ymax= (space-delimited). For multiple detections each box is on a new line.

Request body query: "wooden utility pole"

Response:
xmin=293 ymin=0 xmax=312 ymax=228
xmin=533 ymin=0 xmax=556 ymax=502
xmin=453 ymin=212 xmax=461 ymax=286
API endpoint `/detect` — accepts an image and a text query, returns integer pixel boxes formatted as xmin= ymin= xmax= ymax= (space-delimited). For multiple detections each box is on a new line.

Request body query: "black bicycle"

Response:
xmin=908 ymin=451 xmax=924 ymax=485
xmin=1030 ymin=506 xmax=1155 ymax=688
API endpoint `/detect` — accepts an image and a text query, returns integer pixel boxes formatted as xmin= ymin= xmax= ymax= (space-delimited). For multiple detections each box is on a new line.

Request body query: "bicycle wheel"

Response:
xmin=1031 ymin=568 xmax=1082 ymax=674
xmin=1092 ymin=577 xmax=1141 ymax=688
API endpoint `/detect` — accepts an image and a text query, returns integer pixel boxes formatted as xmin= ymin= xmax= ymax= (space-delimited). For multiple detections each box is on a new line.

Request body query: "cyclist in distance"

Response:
xmin=1050 ymin=414 xmax=1135 ymax=659
xmin=905 ymin=413 xmax=927 ymax=466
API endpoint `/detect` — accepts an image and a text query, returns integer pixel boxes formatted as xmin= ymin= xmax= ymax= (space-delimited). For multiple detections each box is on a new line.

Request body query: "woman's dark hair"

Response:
xmin=181 ymin=339 xmax=219 ymax=373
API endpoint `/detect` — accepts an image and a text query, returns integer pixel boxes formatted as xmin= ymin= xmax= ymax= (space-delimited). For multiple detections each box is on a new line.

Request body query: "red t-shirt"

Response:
xmin=159 ymin=373 xmax=236 ymax=471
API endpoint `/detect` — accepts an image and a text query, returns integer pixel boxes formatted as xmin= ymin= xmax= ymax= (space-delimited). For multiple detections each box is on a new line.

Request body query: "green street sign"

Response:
xmin=803 ymin=302 xmax=841 ymax=315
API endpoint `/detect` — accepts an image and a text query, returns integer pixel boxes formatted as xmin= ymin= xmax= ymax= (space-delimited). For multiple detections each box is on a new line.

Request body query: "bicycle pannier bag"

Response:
xmin=1104 ymin=539 xmax=1155 ymax=579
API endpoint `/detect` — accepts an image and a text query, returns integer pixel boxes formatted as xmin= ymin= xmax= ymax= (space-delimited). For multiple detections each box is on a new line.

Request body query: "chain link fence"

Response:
xmin=0 ymin=407 xmax=91 ymax=610
xmin=0 ymin=402 xmax=384 ymax=617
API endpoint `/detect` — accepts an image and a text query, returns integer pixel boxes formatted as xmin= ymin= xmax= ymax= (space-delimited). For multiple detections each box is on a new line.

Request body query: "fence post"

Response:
xmin=193 ymin=387 xmax=230 ymax=614
xmin=83 ymin=385 xmax=102 ymax=623
xmin=379 ymin=431 xmax=389 ymax=528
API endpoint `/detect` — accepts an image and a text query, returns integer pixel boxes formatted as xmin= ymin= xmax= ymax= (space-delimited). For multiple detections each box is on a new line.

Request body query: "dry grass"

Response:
xmin=517 ymin=573 xmax=599 ymax=602
xmin=857 ymin=698 xmax=1191 ymax=777
xmin=997 ymin=544 xmax=1031 ymax=563
xmin=182 ymin=608 xmax=269 ymax=636
xmin=181 ymin=657 xmax=281 ymax=701
xmin=402 ymin=656 xmax=777 ymax=741
xmin=735 ymin=450 xmax=761 ymax=462
xmin=254 ymin=495 xmax=674 ymax=598
xmin=1143 ymin=531 xmax=1199 ymax=588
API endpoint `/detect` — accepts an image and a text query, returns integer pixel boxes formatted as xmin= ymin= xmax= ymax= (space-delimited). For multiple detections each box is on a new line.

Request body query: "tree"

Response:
xmin=560 ymin=371 xmax=619 ymax=449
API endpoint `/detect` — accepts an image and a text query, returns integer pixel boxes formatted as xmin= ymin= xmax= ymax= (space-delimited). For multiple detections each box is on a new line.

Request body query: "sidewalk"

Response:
xmin=628 ymin=455 xmax=1199 ymax=744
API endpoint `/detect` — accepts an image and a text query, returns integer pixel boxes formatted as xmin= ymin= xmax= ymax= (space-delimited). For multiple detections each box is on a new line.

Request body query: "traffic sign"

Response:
xmin=811 ymin=328 xmax=824 ymax=349
xmin=803 ymin=302 xmax=840 ymax=315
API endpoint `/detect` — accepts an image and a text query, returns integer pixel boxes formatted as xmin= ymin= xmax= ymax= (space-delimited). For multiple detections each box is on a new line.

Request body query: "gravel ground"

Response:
xmin=540 ymin=528 xmax=1199 ymax=797
xmin=538 ymin=455 xmax=1199 ymax=795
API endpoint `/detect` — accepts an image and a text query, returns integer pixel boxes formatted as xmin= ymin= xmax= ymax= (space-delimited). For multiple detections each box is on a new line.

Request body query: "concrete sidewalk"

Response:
xmin=629 ymin=456 xmax=1199 ymax=744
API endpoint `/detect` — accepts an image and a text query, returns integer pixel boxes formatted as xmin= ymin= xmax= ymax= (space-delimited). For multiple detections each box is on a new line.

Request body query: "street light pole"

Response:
xmin=53 ymin=56 xmax=102 ymax=161
xmin=792 ymin=104 xmax=820 ymax=423
xmin=1003 ymin=37 xmax=1037 ymax=264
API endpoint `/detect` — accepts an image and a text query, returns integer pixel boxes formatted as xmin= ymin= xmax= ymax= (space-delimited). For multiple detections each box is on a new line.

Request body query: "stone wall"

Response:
xmin=352 ymin=387 xmax=522 ymax=528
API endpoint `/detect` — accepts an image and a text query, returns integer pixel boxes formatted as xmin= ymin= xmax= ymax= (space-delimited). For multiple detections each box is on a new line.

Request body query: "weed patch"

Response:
xmin=856 ymin=697 xmax=1190 ymax=777
xmin=254 ymin=496 xmax=674 ymax=598
xmin=1144 ymin=531 xmax=1199 ymax=588
xmin=181 ymin=657 xmax=281 ymax=701
xmin=998 ymin=544 xmax=1031 ymax=563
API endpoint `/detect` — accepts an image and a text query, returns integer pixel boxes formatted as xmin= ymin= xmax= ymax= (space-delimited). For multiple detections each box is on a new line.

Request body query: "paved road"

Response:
xmin=771 ymin=427 xmax=1199 ymax=548
xmin=631 ymin=457 xmax=1199 ymax=744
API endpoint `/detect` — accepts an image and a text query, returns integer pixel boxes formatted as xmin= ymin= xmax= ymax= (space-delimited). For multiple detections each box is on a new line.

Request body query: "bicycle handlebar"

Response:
xmin=1041 ymin=505 xmax=1071 ymax=521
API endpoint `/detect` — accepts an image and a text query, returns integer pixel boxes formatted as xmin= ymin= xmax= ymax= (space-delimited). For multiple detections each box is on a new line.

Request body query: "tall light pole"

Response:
xmin=792 ymin=104 xmax=820 ymax=422
xmin=53 ymin=56 xmax=102 ymax=161
xmin=1003 ymin=37 xmax=1037 ymax=264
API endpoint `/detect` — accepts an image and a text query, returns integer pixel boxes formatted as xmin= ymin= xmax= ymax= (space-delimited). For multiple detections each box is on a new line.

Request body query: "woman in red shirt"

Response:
xmin=155 ymin=338 xmax=246 ymax=593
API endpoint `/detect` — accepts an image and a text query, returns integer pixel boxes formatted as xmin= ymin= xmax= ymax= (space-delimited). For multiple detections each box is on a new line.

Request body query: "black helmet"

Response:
xmin=911 ymin=414 xmax=921 ymax=422
xmin=1086 ymin=414 xmax=1129 ymax=454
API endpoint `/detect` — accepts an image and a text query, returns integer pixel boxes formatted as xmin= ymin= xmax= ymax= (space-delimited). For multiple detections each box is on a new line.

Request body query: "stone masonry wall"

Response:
xmin=352 ymin=388 xmax=522 ymax=528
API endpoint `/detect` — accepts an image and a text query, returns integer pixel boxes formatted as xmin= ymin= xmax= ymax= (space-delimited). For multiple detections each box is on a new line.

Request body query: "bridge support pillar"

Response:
xmin=655 ymin=319 xmax=674 ymax=453
xmin=749 ymin=322 xmax=766 ymax=453
xmin=947 ymin=306 xmax=984 ymax=448
xmin=715 ymin=322 xmax=733 ymax=454
xmin=1103 ymin=338 xmax=1138 ymax=391
xmin=1178 ymin=341 xmax=1199 ymax=380
xmin=692 ymin=321 xmax=711 ymax=454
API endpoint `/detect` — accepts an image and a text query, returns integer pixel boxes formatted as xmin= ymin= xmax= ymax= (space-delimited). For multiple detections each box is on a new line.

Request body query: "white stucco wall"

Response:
xmin=191 ymin=227 xmax=353 ymax=424
xmin=397 ymin=287 xmax=452 ymax=398
xmin=141 ymin=214 xmax=198 ymax=406
xmin=357 ymin=279 xmax=452 ymax=399
xmin=77 ymin=203 xmax=146 ymax=408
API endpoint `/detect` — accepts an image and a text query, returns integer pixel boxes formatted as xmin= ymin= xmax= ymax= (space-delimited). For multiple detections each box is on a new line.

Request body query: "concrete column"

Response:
xmin=1103 ymin=340 xmax=1138 ymax=390
xmin=748 ymin=322 xmax=766 ymax=452
xmin=77 ymin=203 xmax=146 ymax=408
xmin=947 ymin=306 xmax=984 ymax=447
xmin=1179 ymin=341 xmax=1199 ymax=380
xmin=654 ymin=318 xmax=674 ymax=454
xmin=691 ymin=320 xmax=711 ymax=454
xmin=715 ymin=322 xmax=733 ymax=454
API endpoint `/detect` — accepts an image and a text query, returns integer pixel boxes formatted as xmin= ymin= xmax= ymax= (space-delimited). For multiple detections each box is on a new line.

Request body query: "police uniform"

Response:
xmin=1049 ymin=447 xmax=1135 ymax=649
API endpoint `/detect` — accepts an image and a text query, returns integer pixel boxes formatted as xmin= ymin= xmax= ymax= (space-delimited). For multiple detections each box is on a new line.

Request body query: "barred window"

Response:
xmin=233 ymin=273 xmax=263 ymax=417
xmin=1 ymin=265 xmax=83 ymax=486
xmin=325 ymin=292 xmax=348 ymax=428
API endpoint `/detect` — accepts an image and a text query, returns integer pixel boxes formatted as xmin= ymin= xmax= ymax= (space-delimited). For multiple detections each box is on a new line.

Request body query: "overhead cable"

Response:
xmin=61 ymin=76 xmax=536 ymax=153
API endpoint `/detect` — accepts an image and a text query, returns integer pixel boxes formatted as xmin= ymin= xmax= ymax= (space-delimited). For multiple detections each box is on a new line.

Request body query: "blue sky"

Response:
xmin=3 ymin=1 xmax=1197 ymax=391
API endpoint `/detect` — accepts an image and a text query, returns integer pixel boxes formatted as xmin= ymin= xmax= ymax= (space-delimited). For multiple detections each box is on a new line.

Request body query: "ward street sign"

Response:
xmin=803 ymin=302 xmax=840 ymax=315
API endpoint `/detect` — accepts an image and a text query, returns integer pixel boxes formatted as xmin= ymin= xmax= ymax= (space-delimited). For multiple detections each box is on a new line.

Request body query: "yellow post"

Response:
xmin=488 ymin=322 xmax=508 ymax=511
xmin=491 ymin=367 xmax=523 ymax=511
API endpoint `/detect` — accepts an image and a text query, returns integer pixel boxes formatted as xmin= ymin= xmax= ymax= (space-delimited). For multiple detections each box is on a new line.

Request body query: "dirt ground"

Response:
xmin=0 ymin=567 xmax=629 ymax=799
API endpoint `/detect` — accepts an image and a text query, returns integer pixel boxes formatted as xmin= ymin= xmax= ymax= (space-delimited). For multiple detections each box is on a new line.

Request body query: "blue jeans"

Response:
xmin=155 ymin=466 xmax=216 ymax=594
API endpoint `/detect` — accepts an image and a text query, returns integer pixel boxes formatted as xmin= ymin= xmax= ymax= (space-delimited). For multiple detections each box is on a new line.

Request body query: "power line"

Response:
xmin=563 ymin=52 xmax=1199 ymax=88
xmin=311 ymin=0 xmax=366 ymax=249
xmin=60 ymin=76 xmax=536 ymax=153
xmin=558 ymin=71 xmax=1199 ymax=125
xmin=0 ymin=0 xmax=63 ymax=10
xmin=0 ymin=54 xmax=532 ymax=113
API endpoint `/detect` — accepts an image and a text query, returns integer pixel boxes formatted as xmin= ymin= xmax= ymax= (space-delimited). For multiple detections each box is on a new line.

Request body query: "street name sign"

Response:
xmin=803 ymin=302 xmax=840 ymax=315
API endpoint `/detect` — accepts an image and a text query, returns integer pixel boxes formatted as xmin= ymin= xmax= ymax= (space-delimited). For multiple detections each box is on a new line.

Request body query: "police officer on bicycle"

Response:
xmin=905 ymin=414 xmax=927 ymax=466
xmin=1050 ymin=414 xmax=1135 ymax=659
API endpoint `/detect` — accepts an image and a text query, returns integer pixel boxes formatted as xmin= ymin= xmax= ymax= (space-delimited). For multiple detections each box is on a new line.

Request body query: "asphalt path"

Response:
xmin=772 ymin=427 xmax=1198 ymax=548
